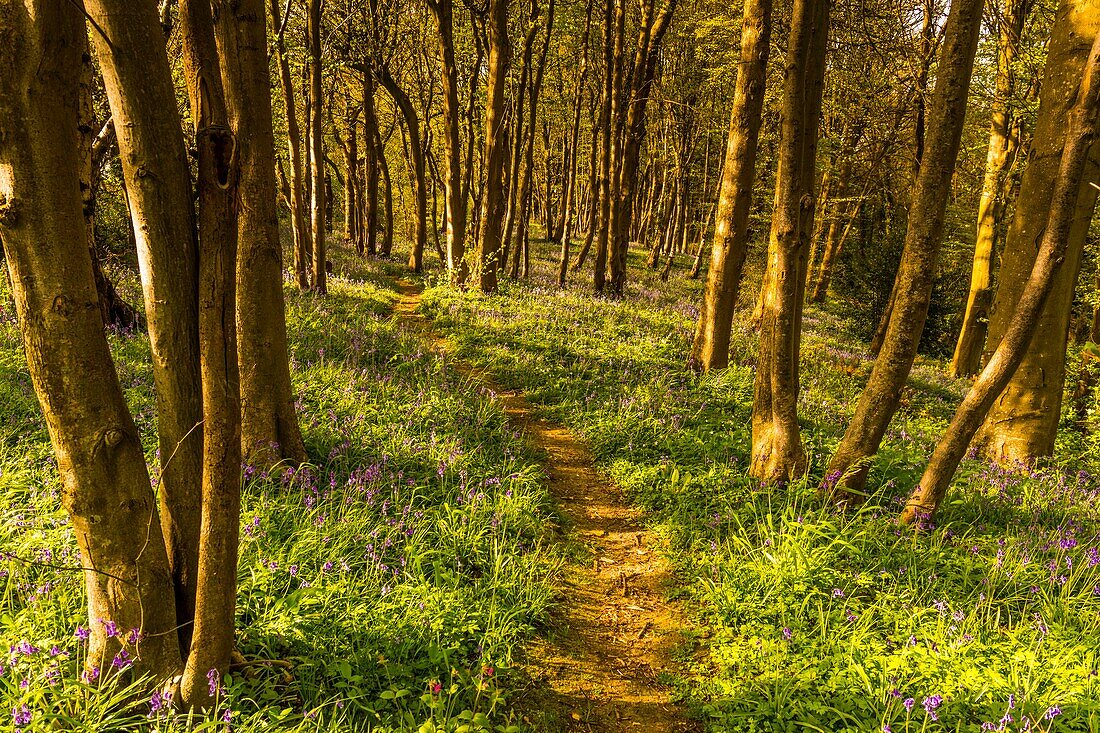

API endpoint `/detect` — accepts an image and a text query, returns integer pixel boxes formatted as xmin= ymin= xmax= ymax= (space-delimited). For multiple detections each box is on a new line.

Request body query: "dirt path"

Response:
xmin=391 ymin=279 xmax=698 ymax=733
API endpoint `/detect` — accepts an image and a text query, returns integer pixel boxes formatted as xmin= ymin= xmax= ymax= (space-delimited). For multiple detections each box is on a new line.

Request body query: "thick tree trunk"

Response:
xmin=476 ymin=0 xmax=511 ymax=293
xmin=690 ymin=0 xmax=772 ymax=370
xmin=269 ymin=0 xmax=311 ymax=289
xmin=84 ymin=0 xmax=205 ymax=647
xmin=0 ymin=0 xmax=181 ymax=681
xmin=179 ymin=0 xmax=242 ymax=704
xmin=749 ymin=0 xmax=830 ymax=481
xmin=904 ymin=28 xmax=1100 ymax=523
xmin=218 ymin=0 xmax=308 ymax=467
xmin=308 ymin=0 xmax=326 ymax=293
xmin=951 ymin=0 xmax=1031 ymax=377
xmin=825 ymin=0 xmax=985 ymax=500
xmin=975 ymin=0 xmax=1100 ymax=462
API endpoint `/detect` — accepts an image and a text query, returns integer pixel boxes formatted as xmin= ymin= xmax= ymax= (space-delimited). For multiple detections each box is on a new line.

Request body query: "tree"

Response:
xmin=903 ymin=26 xmax=1100 ymax=523
xmin=749 ymin=0 xmax=830 ymax=481
xmin=0 ymin=0 xmax=181 ymax=681
xmin=84 ymin=0 xmax=206 ymax=649
xmin=308 ymin=0 xmax=327 ymax=293
xmin=475 ymin=0 xmax=511 ymax=293
xmin=975 ymin=0 xmax=1100 ymax=462
xmin=690 ymin=0 xmax=773 ymax=370
xmin=951 ymin=0 xmax=1034 ymax=377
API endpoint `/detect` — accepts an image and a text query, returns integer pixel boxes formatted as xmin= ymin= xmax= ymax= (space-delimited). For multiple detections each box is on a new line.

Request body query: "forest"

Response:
xmin=1 ymin=0 xmax=1100 ymax=730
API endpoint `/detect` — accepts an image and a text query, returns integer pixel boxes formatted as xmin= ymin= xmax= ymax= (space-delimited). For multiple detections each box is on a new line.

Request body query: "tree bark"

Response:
xmin=428 ymin=0 xmax=470 ymax=284
xmin=903 ymin=28 xmax=1100 ymax=523
xmin=308 ymin=0 xmax=326 ymax=293
xmin=269 ymin=0 xmax=311 ymax=290
xmin=690 ymin=0 xmax=773 ymax=370
xmin=975 ymin=0 xmax=1100 ymax=462
xmin=825 ymin=0 xmax=985 ymax=500
xmin=218 ymin=0 xmax=308 ymax=467
xmin=749 ymin=0 xmax=830 ymax=481
xmin=362 ymin=70 xmax=381 ymax=256
xmin=0 ymin=0 xmax=181 ymax=681
xmin=375 ymin=64 xmax=428 ymax=273
xmin=84 ymin=0 xmax=205 ymax=647
xmin=476 ymin=0 xmax=511 ymax=293
xmin=951 ymin=0 xmax=1032 ymax=377
xmin=179 ymin=0 xmax=242 ymax=704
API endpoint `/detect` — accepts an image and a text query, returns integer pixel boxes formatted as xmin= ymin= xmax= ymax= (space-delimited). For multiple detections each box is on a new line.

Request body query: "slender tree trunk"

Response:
xmin=572 ymin=107 xmax=601 ymax=272
xmin=269 ymin=0 xmax=311 ymax=289
xmin=904 ymin=28 xmax=1100 ymax=523
xmin=220 ymin=0 xmax=308 ymax=467
xmin=594 ymin=0 xmax=620 ymax=291
xmin=179 ymin=0 xmax=241 ymax=704
xmin=749 ymin=0 xmax=830 ymax=481
xmin=375 ymin=65 xmax=428 ymax=273
xmin=362 ymin=70 xmax=381 ymax=256
xmin=84 ymin=0 xmax=205 ymax=647
xmin=691 ymin=0 xmax=772 ymax=370
xmin=951 ymin=0 xmax=1031 ymax=377
xmin=825 ymin=0 xmax=985 ymax=500
xmin=342 ymin=99 xmax=360 ymax=248
xmin=476 ymin=0 xmax=511 ymax=292
xmin=608 ymin=0 xmax=679 ymax=295
xmin=377 ymin=124 xmax=395 ymax=256
xmin=0 ymin=0 xmax=181 ymax=681
xmin=975 ymin=0 xmax=1100 ymax=462
xmin=308 ymin=0 xmax=326 ymax=293
xmin=428 ymin=0 xmax=470 ymax=284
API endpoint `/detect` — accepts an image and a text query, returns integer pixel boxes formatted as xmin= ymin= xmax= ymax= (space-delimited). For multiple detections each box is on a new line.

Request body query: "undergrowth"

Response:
xmin=419 ymin=240 xmax=1100 ymax=733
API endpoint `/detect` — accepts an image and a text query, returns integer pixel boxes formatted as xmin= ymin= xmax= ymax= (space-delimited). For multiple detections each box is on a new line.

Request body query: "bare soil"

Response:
xmin=392 ymin=279 xmax=700 ymax=733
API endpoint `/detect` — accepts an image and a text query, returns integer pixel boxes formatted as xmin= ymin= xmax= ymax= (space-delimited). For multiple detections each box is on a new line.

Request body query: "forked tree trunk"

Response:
xmin=951 ymin=0 xmax=1032 ymax=377
xmin=476 ymin=0 xmax=511 ymax=293
xmin=691 ymin=0 xmax=772 ymax=370
xmin=269 ymin=0 xmax=311 ymax=289
xmin=377 ymin=124 xmax=395 ymax=256
xmin=608 ymin=0 xmax=678 ymax=295
xmin=749 ymin=0 xmax=830 ymax=481
xmin=308 ymin=0 xmax=326 ymax=293
xmin=84 ymin=0 xmax=205 ymax=646
xmin=825 ymin=0 xmax=985 ymax=500
xmin=0 ymin=0 xmax=181 ymax=681
xmin=218 ymin=0 xmax=308 ymax=468
xmin=904 ymin=28 xmax=1100 ymax=523
xmin=179 ymin=0 xmax=241 ymax=704
xmin=975 ymin=0 xmax=1100 ymax=462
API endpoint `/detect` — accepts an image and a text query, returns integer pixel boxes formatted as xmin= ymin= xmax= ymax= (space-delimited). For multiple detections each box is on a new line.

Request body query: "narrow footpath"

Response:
xmin=391 ymin=279 xmax=699 ymax=733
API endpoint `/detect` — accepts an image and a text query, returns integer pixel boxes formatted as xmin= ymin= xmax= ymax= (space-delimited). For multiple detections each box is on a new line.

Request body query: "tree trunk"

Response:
xmin=690 ymin=0 xmax=772 ymax=370
xmin=973 ymin=0 xmax=1100 ymax=463
xmin=84 ymin=0 xmax=205 ymax=648
xmin=375 ymin=64 xmax=428 ymax=273
xmin=179 ymin=0 xmax=242 ymax=704
xmin=377 ymin=123 xmax=395 ymax=256
xmin=269 ymin=0 xmax=311 ymax=289
xmin=594 ymin=0 xmax=622 ymax=292
xmin=362 ymin=70 xmax=381 ymax=256
xmin=749 ymin=0 xmax=830 ymax=481
xmin=608 ymin=0 xmax=679 ymax=295
xmin=308 ymin=0 xmax=326 ymax=293
xmin=219 ymin=0 xmax=308 ymax=467
xmin=428 ymin=0 xmax=470 ymax=284
xmin=825 ymin=0 xmax=985 ymax=500
xmin=0 ymin=0 xmax=182 ymax=682
xmin=951 ymin=0 xmax=1032 ymax=377
xmin=903 ymin=28 xmax=1100 ymax=523
xmin=476 ymin=0 xmax=511 ymax=293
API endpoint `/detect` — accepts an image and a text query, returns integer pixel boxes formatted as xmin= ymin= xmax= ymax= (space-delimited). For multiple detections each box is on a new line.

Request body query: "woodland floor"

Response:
xmin=392 ymin=278 xmax=699 ymax=733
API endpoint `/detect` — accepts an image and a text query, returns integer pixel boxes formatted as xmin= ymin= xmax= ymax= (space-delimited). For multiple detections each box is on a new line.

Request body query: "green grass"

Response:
xmin=419 ymin=239 xmax=1100 ymax=732
xmin=0 ymin=247 xmax=559 ymax=732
